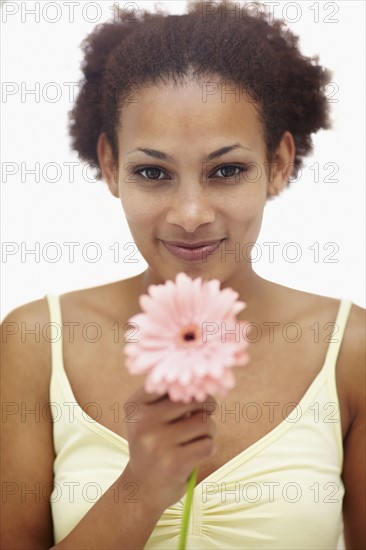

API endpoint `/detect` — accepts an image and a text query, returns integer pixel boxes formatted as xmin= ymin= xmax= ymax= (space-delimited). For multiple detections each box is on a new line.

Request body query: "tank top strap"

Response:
xmin=322 ymin=298 xmax=353 ymax=375
xmin=45 ymin=294 xmax=64 ymax=376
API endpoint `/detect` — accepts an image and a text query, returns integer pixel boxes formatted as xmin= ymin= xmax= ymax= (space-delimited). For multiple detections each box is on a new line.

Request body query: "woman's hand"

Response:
xmin=123 ymin=385 xmax=218 ymax=515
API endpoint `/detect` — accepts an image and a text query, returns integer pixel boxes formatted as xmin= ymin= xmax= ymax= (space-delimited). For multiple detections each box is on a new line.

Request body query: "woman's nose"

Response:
xmin=165 ymin=183 xmax=216 ymax=233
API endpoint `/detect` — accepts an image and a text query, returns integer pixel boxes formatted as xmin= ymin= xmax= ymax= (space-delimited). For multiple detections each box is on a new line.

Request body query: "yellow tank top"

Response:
xmin=46 ymin=294 xmax=351 ymax=549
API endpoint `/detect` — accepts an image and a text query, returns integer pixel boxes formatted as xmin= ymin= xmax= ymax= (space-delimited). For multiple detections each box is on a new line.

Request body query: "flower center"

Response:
xmin=176 ymin=323 xmax=201 ymax=348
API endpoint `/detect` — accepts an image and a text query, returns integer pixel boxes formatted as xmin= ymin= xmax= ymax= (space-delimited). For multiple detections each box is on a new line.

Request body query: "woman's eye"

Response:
xmin=133 ymin=167 xmax=167 ymax=180
xmin=212 ymin=164 xmax=248 ymax=179
xmin=132 ymin=164 xmax=248 ymax=182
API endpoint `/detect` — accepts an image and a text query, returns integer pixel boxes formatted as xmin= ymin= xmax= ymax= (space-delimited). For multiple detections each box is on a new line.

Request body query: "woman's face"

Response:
xmin=101 ymin=79 xmax=294 ymax=286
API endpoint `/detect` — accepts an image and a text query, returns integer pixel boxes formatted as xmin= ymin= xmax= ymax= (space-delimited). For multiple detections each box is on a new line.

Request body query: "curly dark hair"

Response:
xmin=68 ymin=0 xmax=332 ymax=183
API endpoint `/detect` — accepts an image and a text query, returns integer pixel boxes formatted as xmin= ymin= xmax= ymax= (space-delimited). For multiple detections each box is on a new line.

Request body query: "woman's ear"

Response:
xmin=267 ymin=131 xmax=296 ymax=199
xmin=97 ymin=132 xmax=120 ymax=198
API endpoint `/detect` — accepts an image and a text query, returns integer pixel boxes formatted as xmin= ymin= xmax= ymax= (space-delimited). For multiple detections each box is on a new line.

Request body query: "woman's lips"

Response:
xmin=161 ymin=240 xmax=224 ymax=261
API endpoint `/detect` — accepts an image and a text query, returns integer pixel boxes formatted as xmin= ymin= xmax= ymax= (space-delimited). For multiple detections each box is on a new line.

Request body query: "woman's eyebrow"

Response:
xmin=125 ymin=144 xmax=252 ymax=162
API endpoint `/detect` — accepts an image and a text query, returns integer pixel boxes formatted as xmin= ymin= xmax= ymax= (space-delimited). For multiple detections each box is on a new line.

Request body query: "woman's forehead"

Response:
xmin=118 ymin=81 xmax=264 ymax=150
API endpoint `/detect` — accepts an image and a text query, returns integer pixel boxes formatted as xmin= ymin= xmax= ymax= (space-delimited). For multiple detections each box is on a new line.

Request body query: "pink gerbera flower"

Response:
xmin=124 ymin=272 xmax=250 ymax=403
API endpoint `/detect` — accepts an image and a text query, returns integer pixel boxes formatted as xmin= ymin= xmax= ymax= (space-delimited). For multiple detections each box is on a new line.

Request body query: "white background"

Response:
xmin=1 ymin=0 xmax=365 ymax=319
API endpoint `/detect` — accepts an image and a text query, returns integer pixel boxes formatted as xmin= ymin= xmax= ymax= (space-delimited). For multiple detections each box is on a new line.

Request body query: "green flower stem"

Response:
xmin=178 ymin=467 xmax=198 ymax=550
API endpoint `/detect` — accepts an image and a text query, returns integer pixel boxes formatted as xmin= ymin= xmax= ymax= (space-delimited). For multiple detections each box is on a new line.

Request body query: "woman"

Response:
xmin=2 ymin=1 xmax=364 ymax=548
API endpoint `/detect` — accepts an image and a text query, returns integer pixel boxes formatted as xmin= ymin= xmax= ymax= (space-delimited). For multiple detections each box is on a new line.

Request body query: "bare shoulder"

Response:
xmin=1 ymin=296 xmax=52 ymax=389
xmin=305 ymin=289 xmax=364 ymax=420
xmin=2 ymin=295 xmax=51 ymax=331
xmin=306 ymin=292 xmax=365 ymax=427
xmin=269 ymin=282 xmax=365 ymax=422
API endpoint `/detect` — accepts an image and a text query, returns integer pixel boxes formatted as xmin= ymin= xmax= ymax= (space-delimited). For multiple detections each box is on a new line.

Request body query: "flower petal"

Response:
xmin=123 ymin=271 xmax=251 ymax=404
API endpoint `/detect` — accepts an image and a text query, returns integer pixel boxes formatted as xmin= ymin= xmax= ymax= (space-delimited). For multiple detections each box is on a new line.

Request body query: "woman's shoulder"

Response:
xmin=266 ymin=281 xmax=364 ymax=397
xmin=1 ymin=296 xmax=52 ymax=366
xmin=283 ymin=285 xmax=365 ymax=425
xmin=1 ymin=283 xmax=120 ymax=345
xmin=268 ymin=279 xmax=363 ymax=324
xmin=278 ymin=281 xmax=364 ymax=351
xmin=1 ymin=298 xmax=54 ymax=416
xmin=0 ymin=280 xmax=126 ymax=369
xmin=280 ymin=284 xmax=365 ymax=346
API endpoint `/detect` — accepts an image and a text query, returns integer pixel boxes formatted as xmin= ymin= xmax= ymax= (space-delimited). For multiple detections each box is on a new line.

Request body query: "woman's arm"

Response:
xmin=341 ymin=304 xmax=366 ymax=549
xmin=1 ymin=300 xmax=55 ymax=548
